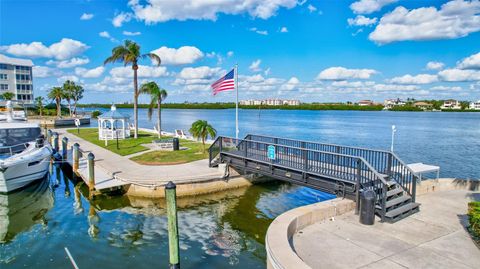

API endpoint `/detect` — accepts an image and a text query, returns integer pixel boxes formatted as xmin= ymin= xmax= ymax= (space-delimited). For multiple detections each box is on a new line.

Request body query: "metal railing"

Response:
xmin=209 ymin=136 xmax=390 ymax=219
xmin=244 ymin=134 xmax=417 ymax=199
xmin=0 ymin=142 xmax=30 ymax=156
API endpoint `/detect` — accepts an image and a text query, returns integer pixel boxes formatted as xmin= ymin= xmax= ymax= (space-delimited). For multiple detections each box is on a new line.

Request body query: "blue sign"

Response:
xmin=267 ymin=145 xmax=276 ymax=160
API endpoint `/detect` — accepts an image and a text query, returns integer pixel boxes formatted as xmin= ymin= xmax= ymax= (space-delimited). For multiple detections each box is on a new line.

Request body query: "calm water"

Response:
xmin=0 ymin=166 xmax=333 ymax=268
xmin=1 ymin=108 xmax=479 ymax=268
xmin=86 ymin=108 xmax=480 ymax=179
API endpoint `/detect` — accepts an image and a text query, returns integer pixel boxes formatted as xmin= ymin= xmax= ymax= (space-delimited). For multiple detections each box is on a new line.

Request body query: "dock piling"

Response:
xmin=165 ymin=181 xmax=180 ymax=269
xmin=87 ymin=153 xmax=95 ymax=198
xmin=62 ymin=137 xmax=68 ymax=160
xmin=53 ymin=132 xmax=59 ymax=153
xmin=47 ymin=129 xmax=52 ymax=143
xmin=73 ymin=143 xmax=80 ymax=174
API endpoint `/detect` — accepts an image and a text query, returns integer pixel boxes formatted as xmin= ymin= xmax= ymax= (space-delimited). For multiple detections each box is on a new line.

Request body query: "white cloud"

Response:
xmin=350 ymin=0 xmax=398 ymax=14
xmin=369 ymin=0 xmax=480 ymax=44
xmin=128 ymin=0 xmax=299 ymax=23
xmin=99 ymin=31 xmax=118 ymax=42
xmin=430 ymin=86 xmax=461 ymax=91
xmin=317 ymin=67 xmax=377 ymax=80
xmin=249 ymin=59 xmax=262 ymax=72
xmin=33 ymin=66 xmax=61 ymax=78
xmin=80 ymin=13 xmax=94 ymax=20
xmin=75 ymin=66 xmax=105 ymax=78
xmin=438 ymin=68 xmax=480 ymax=81
xmin=388 ymin=74 xmax=438 ymax=84
xmin=280 ymin=77 xmax=300 ymax=91
xmin=177 ymin=66 xmax=222 ymax=80
xmin=426 ymin=61 xmax=445 ymax=70
xmin=123 ymin=31 xmax=142 ymax=36
xmin=150 ymin=46 xmax=204 ymax=65
xmin=249 ymin=27 xmax=268 ymax=35
xmin=0 ymin=38 xmax=88 ymax=60
xmin=113 ymin=12 xmax=132 ymax=27
xmin=227 ymin=51 xmax=234 ymax=57
xmin=347 ymin=15 xmax=377 ymax=26
xmin=46 ymin=57 xmax=90 ymax=68
xmin=280 ymin=26 xmax=288 ymax=33
xmin=110 ymin=65 xmax=169 ymax=78
xmin=307 ymin=4 xmax=317 ymax=13
xmin=331 ymin=80 xmax=374 ymax=88
xmin=457 ymin=52 xmax=480 ymax=69
xmin=373 ymin=83 xmax=419 ymax=91
xmin=238 ymin=74 xmax=285 ymax=92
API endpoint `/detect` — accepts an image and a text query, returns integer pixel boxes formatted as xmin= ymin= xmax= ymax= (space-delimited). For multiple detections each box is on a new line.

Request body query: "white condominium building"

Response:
xmin=470 ymin=100 xmax=480 ymax=110
xmin=0 ymin=54 xmax=34 ymax=104
xmin=440 ymin=99 xmax=461 ymax=109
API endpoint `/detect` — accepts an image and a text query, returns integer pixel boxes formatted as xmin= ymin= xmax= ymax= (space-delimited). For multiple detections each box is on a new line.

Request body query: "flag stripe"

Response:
xmin=211 ymin=69 xmax=235 ymax=95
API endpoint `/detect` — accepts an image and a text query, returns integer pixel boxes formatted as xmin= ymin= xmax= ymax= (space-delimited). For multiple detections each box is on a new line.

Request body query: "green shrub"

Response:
xmin=468 ymin=201 xmax=480 ymax=240
xmin=91 ymin=110 xmax=102 ymax=118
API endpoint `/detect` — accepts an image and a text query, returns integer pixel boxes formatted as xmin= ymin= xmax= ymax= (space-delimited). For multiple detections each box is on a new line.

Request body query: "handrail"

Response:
xmin=245 ymin=133 xmax=391 ymax=154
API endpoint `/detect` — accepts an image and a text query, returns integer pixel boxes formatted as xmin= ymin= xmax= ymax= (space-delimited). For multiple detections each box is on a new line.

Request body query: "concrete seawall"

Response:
xmin=266 ymin=178 xmax=480 ymax=269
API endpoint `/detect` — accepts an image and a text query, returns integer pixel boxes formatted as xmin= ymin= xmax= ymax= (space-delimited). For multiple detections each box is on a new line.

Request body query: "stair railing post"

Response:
xmin=87 ymin=153 xmax=95 ymax=198
xmin=165 ymin=181 xmax=180 ymax=269
xmin=73 ymin=143 xmax=80 ymax=174
xmin=355 ymin=158 xmax=362 ymax=215
xmin=411 ymin=175 xmax=417 ymax=203
xmin=387 ymin=153 xmax=392 ymax=179
xmin=381 ymin=184 xmax=387 ymax=222
xmin=62 ymin=137 xmax=68 ymax=160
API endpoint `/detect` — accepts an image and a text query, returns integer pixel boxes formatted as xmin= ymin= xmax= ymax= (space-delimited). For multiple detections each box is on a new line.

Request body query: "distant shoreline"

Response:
xmin=77 ymin=103 xmax=480 ymax=112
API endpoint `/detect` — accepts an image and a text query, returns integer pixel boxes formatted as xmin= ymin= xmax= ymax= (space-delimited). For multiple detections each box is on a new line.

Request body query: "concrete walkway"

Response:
xmin=56 ymin=129 xmax=223 ymax=186
xmin=292 ymin=189 xmax=480 ymax=269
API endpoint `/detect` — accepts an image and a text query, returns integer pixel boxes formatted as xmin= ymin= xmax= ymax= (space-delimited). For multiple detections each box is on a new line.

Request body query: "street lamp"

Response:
xmin=391 ymin=125 xmax=396 ymax=152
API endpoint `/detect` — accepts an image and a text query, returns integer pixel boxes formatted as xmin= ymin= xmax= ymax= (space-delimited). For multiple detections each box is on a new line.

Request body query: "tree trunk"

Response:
xmin=158 ymin=100 xmax=161 ymax=138
xmin=202 ymin=137 xmax=205 ymax=153
xmin=133 ymin=64 xmax=139 ymax=139
xmin=67 ymin=100 xmax=72 ymax=117
xmin=73 ymin=100 xmax=77 ymax=116
xmin=56 ymin=98 xmax=61 ymax=118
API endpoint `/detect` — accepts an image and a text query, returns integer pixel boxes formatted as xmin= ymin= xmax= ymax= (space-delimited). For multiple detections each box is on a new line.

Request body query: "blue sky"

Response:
xmin=1 ymin=0 xmax=480 ymax=103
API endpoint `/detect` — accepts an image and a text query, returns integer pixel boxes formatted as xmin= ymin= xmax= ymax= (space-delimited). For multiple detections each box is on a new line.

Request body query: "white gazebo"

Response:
xmin=97 ymin=104 xmax=130 ymax=140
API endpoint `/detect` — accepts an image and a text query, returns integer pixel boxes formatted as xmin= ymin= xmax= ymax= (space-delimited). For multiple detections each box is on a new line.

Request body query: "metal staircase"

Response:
xmin=209 ymin=134 xmax=421 ymax=223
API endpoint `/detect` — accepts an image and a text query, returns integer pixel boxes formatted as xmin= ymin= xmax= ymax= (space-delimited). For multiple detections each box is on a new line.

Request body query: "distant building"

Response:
xmin=470 ymin=100 xmax=480 ymax=110
xmin=413 ymin=101 xmax=433 ymax=110
xmin=0 ymin=54 xmax=34 ymax=104
xmin=358 ymin=100 xmax=374 ymax=106
xmin=384 ymin=99 xmax=406 ymax=109
xmin=440 ymin=99 xmax=461 ymax=109
xmin=240 ymin=99 xmax=300 ymax=106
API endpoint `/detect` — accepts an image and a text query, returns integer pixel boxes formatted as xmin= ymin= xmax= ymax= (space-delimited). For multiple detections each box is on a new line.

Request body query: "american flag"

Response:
xmin=211 ymin=68 xmax=235 ymax=95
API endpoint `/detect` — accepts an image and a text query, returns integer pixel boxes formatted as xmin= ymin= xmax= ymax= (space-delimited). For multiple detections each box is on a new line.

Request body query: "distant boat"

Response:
xmin=0 ymin=101 xmax=52 ymax=193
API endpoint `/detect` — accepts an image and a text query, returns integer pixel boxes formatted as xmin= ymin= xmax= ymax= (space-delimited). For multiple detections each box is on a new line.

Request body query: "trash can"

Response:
xmin=359 ymin=190 xmax=376 ymax=225
xmin=173 ymin=138 xmax=180 ymax=151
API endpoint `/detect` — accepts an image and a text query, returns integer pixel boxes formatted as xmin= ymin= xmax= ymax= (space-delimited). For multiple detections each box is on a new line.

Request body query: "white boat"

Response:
xmin=0 ymin=101 xmax=52 ymax=193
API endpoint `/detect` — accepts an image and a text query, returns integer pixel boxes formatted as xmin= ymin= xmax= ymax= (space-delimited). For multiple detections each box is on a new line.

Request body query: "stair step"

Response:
xmin=386 ymin=195 xmax=411 ymax=208
xmin=385 ymin=202 xmax=420 ymax=219
xmin=387 ymin=187 xmax=403 ymax=197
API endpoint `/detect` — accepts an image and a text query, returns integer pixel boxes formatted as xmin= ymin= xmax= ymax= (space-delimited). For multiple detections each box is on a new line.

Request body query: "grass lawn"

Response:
xmin=67 ymin=128 xmax=160 ymax=156
xmin=130 ymin=141 xmax=210 ymax=165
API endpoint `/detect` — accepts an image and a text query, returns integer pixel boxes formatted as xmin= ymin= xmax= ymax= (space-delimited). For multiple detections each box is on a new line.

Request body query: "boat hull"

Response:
xmin=0 ymin=155 xmax=51 ymax=193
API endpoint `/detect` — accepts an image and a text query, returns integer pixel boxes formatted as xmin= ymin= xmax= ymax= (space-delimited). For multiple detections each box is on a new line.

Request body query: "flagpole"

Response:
xmin=235 ymin=64 xmax=239 ymax=140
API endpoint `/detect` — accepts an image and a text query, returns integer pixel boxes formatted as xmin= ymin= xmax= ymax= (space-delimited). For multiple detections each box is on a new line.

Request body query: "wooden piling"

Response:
xmin=165 ymin=181 xmax=180 ymax=269
xmin=87 ymin=153 xmax=95 ymax=198
xmin=62 ymin=137 xmax=68 ymax=160
xmin=73 ymin=143 xmax=80 ymax=174
xmin=53 ymin=132 xmax=59 ymax=153
xmin=47 ymin=129 xmax=52 ymax=143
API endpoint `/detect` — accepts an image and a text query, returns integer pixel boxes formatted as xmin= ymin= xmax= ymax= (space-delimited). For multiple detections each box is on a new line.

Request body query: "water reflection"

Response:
xmin=0 ymin=177 xmax=54 ymax=243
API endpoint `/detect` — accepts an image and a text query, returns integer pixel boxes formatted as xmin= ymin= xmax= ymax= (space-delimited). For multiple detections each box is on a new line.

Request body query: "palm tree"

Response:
xmin=189 ymin=120 xmax=217 ymax=153
xmin=104 ymin=40 xmax=161 ymax=139
xmin=62 ymin=80 xmax=76 ymax=117
xmin=139 ymin=81 xmax=167 ymax=138
xmin=1 ymin=92 xmax=14 ymax=100
xmin=48 ymin=87 xmax=63 ymax=118
xmin=35 ymin=96 xmax=44 ymax=116
xmin=71 ymin=84 xmax=84 ymax=116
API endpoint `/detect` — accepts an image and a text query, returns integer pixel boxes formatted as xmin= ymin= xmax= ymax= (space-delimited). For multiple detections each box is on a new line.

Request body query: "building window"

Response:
xmin=0 ymin=64 xmax=8 ymax=70
xmin=0 ymin=74 xmax=7 ymax=80
xmin=0 ymin=84 xmax=8 ymax=90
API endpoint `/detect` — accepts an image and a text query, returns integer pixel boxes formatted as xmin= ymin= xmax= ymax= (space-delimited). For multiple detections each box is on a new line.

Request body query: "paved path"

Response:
xmin=293 ymin=189 xmax=480 ymax=269
xmin=56 ymin=129 xmax=223 ymax=187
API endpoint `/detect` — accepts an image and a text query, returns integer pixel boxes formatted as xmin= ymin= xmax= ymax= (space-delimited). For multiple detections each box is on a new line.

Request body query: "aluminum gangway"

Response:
xmin=209 ymin=134 xmax=420 ymax=223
